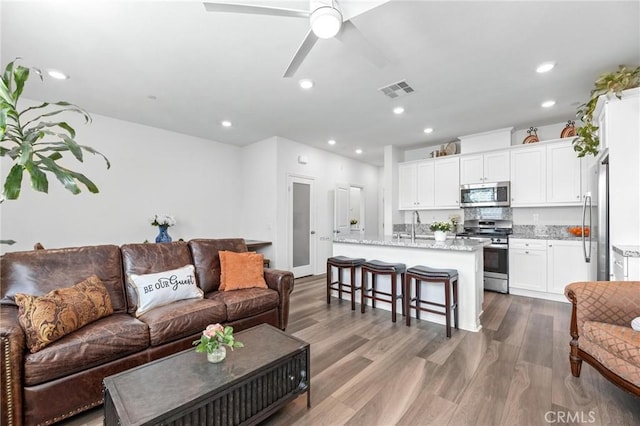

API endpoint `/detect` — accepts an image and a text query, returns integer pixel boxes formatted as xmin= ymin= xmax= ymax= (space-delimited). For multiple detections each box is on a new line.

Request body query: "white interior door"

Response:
xmin=289 ymin=175 xmax=316 ymax=278
xmin=334 ymin=183 xmax=350 ymax=237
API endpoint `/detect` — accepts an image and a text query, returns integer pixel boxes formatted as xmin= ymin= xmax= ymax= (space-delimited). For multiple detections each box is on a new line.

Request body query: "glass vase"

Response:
xmin=206 ymin=346 xmax=226 ymax=363
xmin=155 ymin=225 xmax=172 ymax=243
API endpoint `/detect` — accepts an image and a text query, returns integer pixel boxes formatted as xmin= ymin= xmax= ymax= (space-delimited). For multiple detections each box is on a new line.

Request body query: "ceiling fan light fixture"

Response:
xmin=310 ymin=6 xmax=342 ymax=39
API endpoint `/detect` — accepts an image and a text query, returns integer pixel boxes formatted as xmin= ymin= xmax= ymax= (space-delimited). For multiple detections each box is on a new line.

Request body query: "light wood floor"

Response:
xmin=64 ymin=275 xmax=639 ymax=426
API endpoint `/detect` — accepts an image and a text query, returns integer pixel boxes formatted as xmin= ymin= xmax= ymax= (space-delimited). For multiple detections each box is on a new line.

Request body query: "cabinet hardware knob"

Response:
xmin=525 ymin=251 xmax=529 ymax=254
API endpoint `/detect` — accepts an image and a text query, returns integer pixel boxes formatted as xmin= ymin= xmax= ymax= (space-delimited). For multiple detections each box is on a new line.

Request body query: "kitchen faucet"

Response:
xmin=411 ymin=210 xmax=421 ymax=243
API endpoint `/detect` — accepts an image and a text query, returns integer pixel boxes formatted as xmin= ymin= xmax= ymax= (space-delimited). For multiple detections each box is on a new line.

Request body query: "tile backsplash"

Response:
xmin=463 ymin=207 xmax=512 ymax=221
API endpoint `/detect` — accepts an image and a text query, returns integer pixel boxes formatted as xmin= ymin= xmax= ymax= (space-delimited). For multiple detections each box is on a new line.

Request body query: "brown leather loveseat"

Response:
xmin=1 ymin=238 xmax=294 ymax=425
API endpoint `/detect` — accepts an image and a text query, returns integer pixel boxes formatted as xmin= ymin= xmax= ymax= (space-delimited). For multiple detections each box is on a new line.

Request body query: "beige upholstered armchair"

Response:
xmin=565 ymin=281 xmax=640 ymax=396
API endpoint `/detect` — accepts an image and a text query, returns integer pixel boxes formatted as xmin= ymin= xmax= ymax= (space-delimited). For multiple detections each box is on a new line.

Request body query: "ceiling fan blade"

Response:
xmin=335 ymin=20 xmax=389 ymax=68
xmin=283 ymin=29 xmax=319 ymax=78
xmin=203 ymin=2 xmax=309 ymax=18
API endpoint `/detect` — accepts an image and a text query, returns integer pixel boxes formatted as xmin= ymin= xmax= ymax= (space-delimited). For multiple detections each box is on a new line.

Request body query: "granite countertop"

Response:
xmin=510 ymin=233 xmax=584 ymax=241
xmin=612 ymin=245 xmax=640 ymax=258
xmin=334 ymin=234 xmax=488 ymax=252
xmin=510 ymin=225 xmax=587 ymax=241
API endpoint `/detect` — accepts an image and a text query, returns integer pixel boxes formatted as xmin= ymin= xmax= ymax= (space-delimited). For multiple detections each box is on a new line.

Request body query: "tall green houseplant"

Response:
xmin=573 ymin=65 xmax=640 ymax=157
xmin=0 ymin=59 xmax=110 ymax=201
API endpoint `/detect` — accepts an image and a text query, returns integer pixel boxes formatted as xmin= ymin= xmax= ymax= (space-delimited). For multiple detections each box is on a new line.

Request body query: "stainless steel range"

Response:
xmin=457 ymin=219 xmax=512 ymax=293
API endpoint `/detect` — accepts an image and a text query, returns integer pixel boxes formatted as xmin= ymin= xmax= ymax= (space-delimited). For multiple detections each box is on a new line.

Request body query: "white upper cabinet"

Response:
xmin=460 ymin=155 xmax=483 ymax=184
xmin=484 ymin=151 xmax=510 ymax=183
xmin=510 ymin=145 xmax=546 ymax=206
xmin=460 ymin=151 xmax=509 ymax=184
xmin=417 ymin=161 xmax=435 ymax=208
xmin=546 ymin=140 xmax=581 ymax=204
xmin=433 ymin=157 xmax=460 ymax=208
xmin=398 ymin=161 xmax=435 ymax=209
xmin=398 ymin=162 xmax=418 ymax=209
xmin=398 ymin=158 xmax=457 ymax=210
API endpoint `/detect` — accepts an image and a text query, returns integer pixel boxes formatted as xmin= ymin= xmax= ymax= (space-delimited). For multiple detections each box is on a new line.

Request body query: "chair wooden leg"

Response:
xmin=338 ymin=268 xmax=343 ymax=301
xmin=391 ymin=272 xmax=397 ymax=323
xmin=405 ymin=275 xmax=412 ymax=326
xmin=350 ymin=266 xmax=356 ymax=311
xmin=326 ymin=263 xmax=331 ymax=305
xmin=444 ymin=279 xmax=451 ymax=338
xmin=371 ymin=274 xmax=377 ymax=309
xmin=453 ymin=278 xmax=459 ymax=330
xmin=415 ymin=279 xmax=421 ymax=321
xmin=361 ymin=269 xmax=367 ymax=313
xmin=400 ymin=273 xmax=406 ymax=317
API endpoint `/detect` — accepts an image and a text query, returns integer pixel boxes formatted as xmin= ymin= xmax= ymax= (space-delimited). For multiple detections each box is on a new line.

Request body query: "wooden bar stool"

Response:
xmin=326 ymin=256 xmax=366 ymax=310
xmin=405 ymin=265 xmax=459 ymax=337
xmin=361 ymin=260 xmax=406 ymax=322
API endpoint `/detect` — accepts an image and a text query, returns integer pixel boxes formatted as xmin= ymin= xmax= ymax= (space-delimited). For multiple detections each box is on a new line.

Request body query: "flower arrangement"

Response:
xmin=429 ymin=221 xmax=453 ymax=232
xmin=150 ymin=214 xmax=176 ymax=227
xmin=193 ymin=324 xmax=244 ymax=354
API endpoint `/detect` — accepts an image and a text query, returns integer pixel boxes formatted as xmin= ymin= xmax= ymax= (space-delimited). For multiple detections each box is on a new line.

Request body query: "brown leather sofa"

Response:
xmin=565 ymin=281 xmax=640 ymax=396
xmin=0 ymin=239 xmax=294 ymax=425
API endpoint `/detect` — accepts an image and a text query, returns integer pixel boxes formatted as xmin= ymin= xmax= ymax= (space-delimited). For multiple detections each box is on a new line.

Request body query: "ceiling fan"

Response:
xmin=203 ymin=0 xmax=389 ymax=78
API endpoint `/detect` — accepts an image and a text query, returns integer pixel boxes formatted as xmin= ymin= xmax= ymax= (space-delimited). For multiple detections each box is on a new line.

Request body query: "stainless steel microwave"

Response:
xmin=460 ymin=181 xmax=510 ymax=208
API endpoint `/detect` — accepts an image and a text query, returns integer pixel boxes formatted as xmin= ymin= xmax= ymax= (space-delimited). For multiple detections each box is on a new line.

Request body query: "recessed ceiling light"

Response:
xmin=355 ymin=149 xmax=363 ymax=154
xmin=299 ymin=79 xmax=314 ymax=89
xmin=221 ymin=120 xmax=232 ymax=127
xmin=328 ymin=139 xmax=336 ymax=145
xmin=47 ymin=69 xmax=69 ymax=80
xmin=423 ymin=127 xmax=434 ymax=134
xmin=393 ymin=106 xmax=405 ymax=115
xmin=536 ymin=62 xmax=556 ymax=73
xmin=541 ymin=100 xmax=556 ymax=108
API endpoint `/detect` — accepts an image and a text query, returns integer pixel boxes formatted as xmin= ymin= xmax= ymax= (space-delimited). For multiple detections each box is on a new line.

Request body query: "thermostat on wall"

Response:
xmin=298 ymin=155 xmax=308 ymax=164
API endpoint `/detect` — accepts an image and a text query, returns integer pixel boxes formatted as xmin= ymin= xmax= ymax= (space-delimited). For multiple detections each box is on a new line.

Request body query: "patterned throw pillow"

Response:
xmin=128 ymin=264 xmax=203 ymax=317
xmin=219 ymin=251 xmax=267 ymax=291
xmin=15 ymin=275 xmax=114 ymax=353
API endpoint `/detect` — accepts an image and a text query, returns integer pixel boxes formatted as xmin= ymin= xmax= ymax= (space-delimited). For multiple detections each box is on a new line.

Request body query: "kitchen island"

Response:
xmin=333 ymin=235 xmax=486 ymax=332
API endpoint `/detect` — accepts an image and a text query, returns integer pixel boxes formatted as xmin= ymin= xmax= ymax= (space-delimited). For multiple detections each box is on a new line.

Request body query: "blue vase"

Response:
xmin=155 ymin=225 xmax=172 ymax=243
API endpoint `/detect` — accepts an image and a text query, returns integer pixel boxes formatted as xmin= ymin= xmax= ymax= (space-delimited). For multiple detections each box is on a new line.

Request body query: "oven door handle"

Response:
xmin=486 ymin=244 xmax=509 ymax=249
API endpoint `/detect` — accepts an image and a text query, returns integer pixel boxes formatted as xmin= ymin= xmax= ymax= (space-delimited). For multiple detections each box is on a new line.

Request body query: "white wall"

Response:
xmin=1 ymin=105 xmax=243 ymax=253
xmin=1 ymin=104 xmax=381 ymax=278
xmin=240 ymin=137 xmax=278 ymax=264
xmin=274 ymin=137 xmax=380 ymax=274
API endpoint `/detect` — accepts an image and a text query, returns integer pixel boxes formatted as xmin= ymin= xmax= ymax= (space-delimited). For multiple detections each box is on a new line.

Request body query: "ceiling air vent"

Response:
xmin=378 ymin=80 xmax=415 ymax=99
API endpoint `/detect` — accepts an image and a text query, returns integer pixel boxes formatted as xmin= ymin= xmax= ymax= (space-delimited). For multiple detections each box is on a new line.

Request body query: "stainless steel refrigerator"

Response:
xmin=594 ymin=149 xmax=609 ymax=281
xmin=582 ymin=148 xmax=609 ymax=281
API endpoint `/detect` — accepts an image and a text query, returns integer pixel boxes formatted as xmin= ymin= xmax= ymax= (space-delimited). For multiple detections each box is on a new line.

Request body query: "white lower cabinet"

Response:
xmin=509 ymin=238 xmax=595 ymax=300
xmin=509 ymin=239 xmax=547 ymax=292
xmin=547 ymin=240 xmax=594 ymax=295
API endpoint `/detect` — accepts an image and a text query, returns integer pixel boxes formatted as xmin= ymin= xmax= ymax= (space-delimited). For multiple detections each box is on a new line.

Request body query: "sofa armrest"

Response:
xmin=1 ymin=305 xmax=25 ymax=426
xmin=263 ymin=268 xmax=295 ymax=330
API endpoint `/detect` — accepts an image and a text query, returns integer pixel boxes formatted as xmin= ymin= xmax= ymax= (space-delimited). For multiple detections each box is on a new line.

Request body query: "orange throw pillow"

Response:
xmin=219 ymin=251 xmax=267 ymax=291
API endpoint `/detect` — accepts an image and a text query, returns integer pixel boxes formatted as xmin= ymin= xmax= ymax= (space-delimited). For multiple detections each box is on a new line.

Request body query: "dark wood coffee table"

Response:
xmin=103 ymin=324 xmax=310 ymax=426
